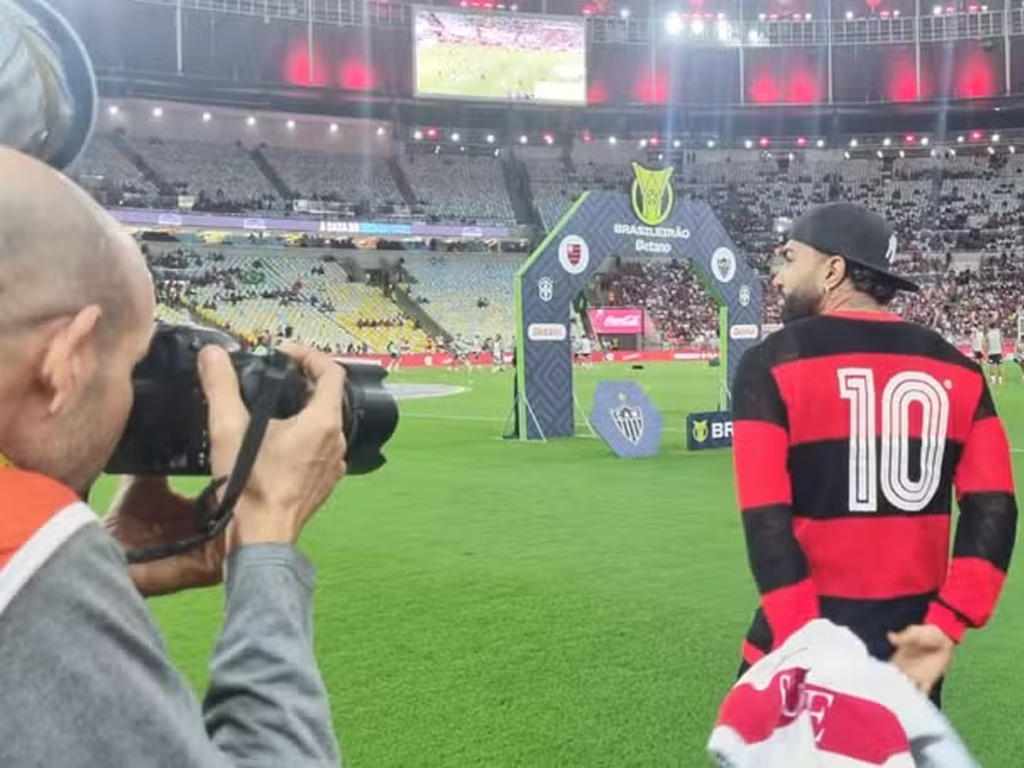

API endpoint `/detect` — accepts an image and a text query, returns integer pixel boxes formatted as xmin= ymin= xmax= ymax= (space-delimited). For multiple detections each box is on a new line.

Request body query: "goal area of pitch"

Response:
xmin=509 ymin=168 xmax=764 ymax=441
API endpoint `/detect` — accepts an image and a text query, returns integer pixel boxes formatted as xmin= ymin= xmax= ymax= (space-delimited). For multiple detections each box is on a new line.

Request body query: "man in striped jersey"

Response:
xmin=731 ymin=202 xmax=1018 ymax=707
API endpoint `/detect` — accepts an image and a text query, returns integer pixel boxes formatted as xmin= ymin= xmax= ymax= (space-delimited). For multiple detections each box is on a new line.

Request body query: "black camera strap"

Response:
xmin=125 ymin=363 xmax=289 ymax=565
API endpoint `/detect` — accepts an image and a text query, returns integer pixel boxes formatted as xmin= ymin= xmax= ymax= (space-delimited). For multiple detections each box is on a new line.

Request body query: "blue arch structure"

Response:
xmin=513 ymin=177 xmax=764 ymax=441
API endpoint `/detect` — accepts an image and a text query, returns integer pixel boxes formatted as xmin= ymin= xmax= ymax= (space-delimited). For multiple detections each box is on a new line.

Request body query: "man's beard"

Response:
xmin=781 ymin=290 xmax=822 ymax=324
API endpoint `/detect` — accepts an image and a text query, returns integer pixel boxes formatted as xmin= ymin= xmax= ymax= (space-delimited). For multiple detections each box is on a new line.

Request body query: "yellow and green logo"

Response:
xmin=630 ymin=163 xmax=675 ymax=226
xmin=691 ymin=419 xmax=709 ymax=444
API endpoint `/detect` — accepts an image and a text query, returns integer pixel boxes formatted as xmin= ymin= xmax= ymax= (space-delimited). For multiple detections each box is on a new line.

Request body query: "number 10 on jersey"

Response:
xmin=838 ymin=368 xmax=950 ymax=514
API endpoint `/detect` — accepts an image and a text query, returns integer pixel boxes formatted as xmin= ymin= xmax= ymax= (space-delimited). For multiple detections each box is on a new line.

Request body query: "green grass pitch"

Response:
xmin=416 ymin=43 xmax=584 ymax=102
xmin=90 ymin=361 xmax=1024 ymax=766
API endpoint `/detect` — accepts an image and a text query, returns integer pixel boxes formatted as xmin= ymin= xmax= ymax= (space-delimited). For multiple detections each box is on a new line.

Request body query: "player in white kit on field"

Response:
xmin=971 ymin=327 xmax=985 ymax=363
xmin=578 ymin=334 xmax=594 ymax=368
xmin=987 ymin=322 xmax=1003 ymax=385
xmin=491 ymin=334 xmax=506 ymax=372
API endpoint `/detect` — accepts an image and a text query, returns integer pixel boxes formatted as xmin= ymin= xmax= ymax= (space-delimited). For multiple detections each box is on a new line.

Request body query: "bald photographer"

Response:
xmin=0 ymin=2 xmax=347 ymax=765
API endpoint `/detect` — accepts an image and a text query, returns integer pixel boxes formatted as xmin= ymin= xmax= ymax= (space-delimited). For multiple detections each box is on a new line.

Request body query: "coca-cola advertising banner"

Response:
xmin=589 ymin=307 xmax=645 ymax=335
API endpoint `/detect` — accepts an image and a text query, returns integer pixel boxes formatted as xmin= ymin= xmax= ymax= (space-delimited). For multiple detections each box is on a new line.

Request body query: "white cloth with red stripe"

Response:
xmin=707 ymin=620 xmax=978 ymax=767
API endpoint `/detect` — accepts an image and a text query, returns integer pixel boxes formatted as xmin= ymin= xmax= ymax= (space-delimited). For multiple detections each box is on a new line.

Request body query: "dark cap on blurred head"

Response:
xmin=788 ymin=202 xmax=919 ymax=293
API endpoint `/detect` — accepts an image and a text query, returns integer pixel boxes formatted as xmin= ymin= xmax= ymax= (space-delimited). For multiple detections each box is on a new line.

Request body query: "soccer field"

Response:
xmin=91 ymin=361 xmax=1024 ymax=766
xmin=416 ymin=44 xmax=585 ymax=103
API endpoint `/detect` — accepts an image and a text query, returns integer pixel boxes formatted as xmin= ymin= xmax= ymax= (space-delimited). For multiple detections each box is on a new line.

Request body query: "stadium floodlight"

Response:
xmin=992 ymin=133 xmax=1001 ymax=142
xmin=519 ymin=135 xmax=528 ymax=144
xmin=246 ymin=116 xmax=256 ymax=127
xmin=286 ymin=119 xmax=296 ymax=129
xmin=620 ymin=7 xmax=629 ymax=18
xmin=376 ymin=126 xmax=386 ymax=137
xmin=921 ymin=136 xmax=929 ymax=145
xmin=412 ymin=129 xmax=422 ymax=140
xmin=707 ymin=139 xmax=715 ymax=148
xmin=108 ymin=105 xmax=119 ymax=116
xmin=988 ymin=146 xmax=996 ymax=155
xmin=1010 ymin=145 xmax=1017 ymax=154
xmin=486 ymin=134 xmax=495 ymax=144
xmin=957 ymin=135 xmax=965 ymax=143
xmin=451 ymin=132 xmax=460 ymax=142
xmin=747 ymin=29 xmax=761 ymax=44
xmin=665 ymin=12 xmax=684 ymax=35
xmin=876 ymin=150 xmax=883 ymax=158
xmin=933 ymin=5 xmax=942 ymax=13
xmin=899 ymin=150 xmax=905 ymax=158
xmin=846 ymin=10 xmax=854 ymax=18
xmin=744 ymin=139 xmax=753 ymax=149
xmin=882 ymin=137 xmax=892 ymax=146
xmin=844 ymin=150 xmax=851 ymax=159
xmin=716 ymin=19 xmax=730 ymax=42
xmin=816 ymin=138 xmax=825 ymax=148
xmin=672 ymin=139 xmax=681 ymax=148
xmin=638 ymin=138 xmax=648 ymax=148
xmin=203 ymin=112 xmax=212 ymax=123
xmin=152 ymin=107 xmax=163 ymax=118
xmin=850 ymin=138 xmax=858 ymax=147
xmin=608 ymin=136 xmax=617 ymax=145
xmin=949 ymin=148 xmax=957 ymax=156
xmin=330 ymin=122 xmax=339 ymax=133
xmin=690 ymin=18 xmax=705 ymax=35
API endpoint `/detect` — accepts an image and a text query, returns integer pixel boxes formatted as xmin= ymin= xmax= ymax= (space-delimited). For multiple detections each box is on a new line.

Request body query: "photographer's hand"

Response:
xmin=198 ymin=342 xmax=347 ymax=551
xmin=104 ymin=476 xmax=226 ymax=598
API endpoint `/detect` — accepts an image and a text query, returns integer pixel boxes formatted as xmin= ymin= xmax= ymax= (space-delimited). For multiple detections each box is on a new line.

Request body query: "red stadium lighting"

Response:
xmin=796 ymin=137 xmax=807 ymax=147
xmin=759 ymin=137 xmax=770 ymax=147
xmin=582 ymin=131 xmax=593 ymax=142
xmin=426 ymin=127 xmax=438 ymax=139
xmin=649 ymin=136 xmax=661 ymax=147
xmin=543 ymin=133 xmax=555 ymax=145
xmin=971 ymin=130 xmax=983 ymax=140
xmin=905 ymin=134 xmax=916 ymax=144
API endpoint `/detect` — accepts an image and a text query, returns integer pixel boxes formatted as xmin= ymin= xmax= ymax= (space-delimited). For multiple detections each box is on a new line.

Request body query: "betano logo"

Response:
xmin=630 ymin=163 xmax=675 ymax=227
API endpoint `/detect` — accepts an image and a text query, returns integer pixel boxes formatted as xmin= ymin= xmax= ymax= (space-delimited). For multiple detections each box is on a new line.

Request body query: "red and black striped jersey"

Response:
xmin=732 ymin=309 xmax=1018 ymax=666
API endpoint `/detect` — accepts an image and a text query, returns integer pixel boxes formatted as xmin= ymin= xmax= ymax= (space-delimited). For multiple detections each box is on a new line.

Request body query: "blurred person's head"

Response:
xmin=772 ymin=203 xmax=918 ymax=323
xmin=0 ymin=148 xmax=155 ymax=495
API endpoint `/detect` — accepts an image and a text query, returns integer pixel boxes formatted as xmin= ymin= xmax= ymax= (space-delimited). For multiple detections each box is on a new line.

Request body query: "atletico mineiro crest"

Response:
xmin=611 ymin=403 xmax=644 ymax=445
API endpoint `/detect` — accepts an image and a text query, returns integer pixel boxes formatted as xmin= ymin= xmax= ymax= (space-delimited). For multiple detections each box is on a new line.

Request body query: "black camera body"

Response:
xmin=106 ymin=323 xmax=398 ymax=477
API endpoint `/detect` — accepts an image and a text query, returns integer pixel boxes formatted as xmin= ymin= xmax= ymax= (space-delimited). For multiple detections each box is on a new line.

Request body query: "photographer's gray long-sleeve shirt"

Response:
xmin=0 ymin=471 xmax=341 ymax=767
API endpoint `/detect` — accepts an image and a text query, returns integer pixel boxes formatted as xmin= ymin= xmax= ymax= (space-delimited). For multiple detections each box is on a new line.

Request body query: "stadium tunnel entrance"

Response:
xmin=512 ymin=163 xmax=764 ymax=441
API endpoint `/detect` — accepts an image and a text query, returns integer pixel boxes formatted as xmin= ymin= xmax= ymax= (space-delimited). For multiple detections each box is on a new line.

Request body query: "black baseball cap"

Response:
xmin=787 ymin=202 xmax=919 ymax=293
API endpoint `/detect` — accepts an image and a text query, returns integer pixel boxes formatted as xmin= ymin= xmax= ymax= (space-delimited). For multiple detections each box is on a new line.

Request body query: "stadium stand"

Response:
xmin=261 ymin=145 xmax=403 ymax=215
xmin=402 ymin=254 xmax=522 ymax=341
xmin=76 ymin=111 xmax=1023 ymax=347
xmin=401 ymin=153 xmax=516 ymax=223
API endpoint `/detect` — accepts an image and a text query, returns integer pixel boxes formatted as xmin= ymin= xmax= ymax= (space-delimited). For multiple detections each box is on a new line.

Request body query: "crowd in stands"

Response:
xmin=77 ymin=126 xmax=1024 ymax=349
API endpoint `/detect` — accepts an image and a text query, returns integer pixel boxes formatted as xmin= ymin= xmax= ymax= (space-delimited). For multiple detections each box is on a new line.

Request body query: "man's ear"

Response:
xmin=38 ymin=305 xmax=103 ymax=416
xmin=823 ymin=255 xmax=847 ymax=292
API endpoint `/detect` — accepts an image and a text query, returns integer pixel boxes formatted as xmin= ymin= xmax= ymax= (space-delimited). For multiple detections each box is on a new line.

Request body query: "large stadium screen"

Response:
xmin=413 ymin=9 xmax=587 ymax=105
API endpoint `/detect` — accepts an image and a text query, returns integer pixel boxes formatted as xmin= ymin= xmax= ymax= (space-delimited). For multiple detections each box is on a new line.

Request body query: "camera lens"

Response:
xmin=340 ymin=361 xmax=399 ymax=475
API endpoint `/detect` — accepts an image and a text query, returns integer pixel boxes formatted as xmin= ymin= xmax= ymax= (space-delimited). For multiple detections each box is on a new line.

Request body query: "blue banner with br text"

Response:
xmin=686 ymin=411 xmax=733 ymax=450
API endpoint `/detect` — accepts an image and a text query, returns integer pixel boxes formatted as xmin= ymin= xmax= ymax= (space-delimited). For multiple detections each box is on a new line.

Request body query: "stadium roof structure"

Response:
xmin=97 ymin=66 xmax=1024 ymax=144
